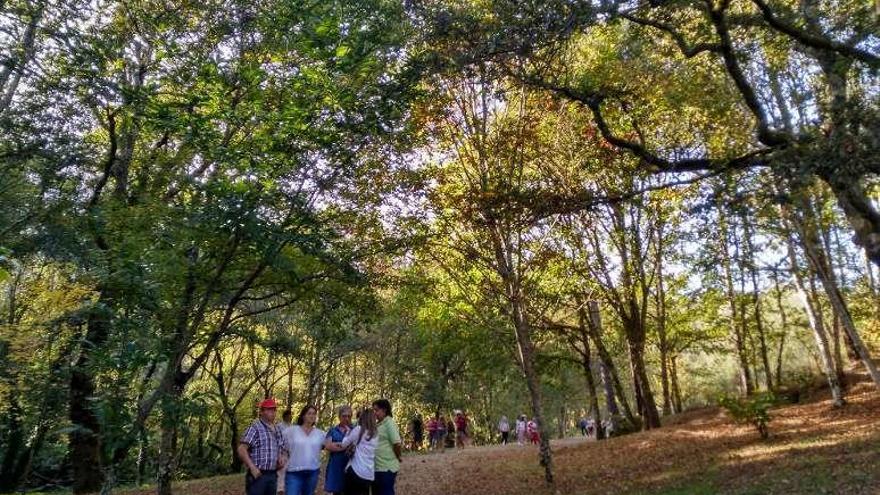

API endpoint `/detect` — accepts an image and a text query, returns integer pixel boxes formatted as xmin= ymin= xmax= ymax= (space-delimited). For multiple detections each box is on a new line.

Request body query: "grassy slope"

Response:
xmin=102 ymin=377 xmax=880 ymax=495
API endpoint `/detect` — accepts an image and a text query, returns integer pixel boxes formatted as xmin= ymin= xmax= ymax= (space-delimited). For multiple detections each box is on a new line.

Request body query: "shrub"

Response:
xmin=718 ymin=392 xmax=777 ymax=439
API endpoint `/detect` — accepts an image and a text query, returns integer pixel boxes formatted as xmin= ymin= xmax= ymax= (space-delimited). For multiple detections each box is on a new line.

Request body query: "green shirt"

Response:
xmin=374 ymin=416 xmax=402 ymax=472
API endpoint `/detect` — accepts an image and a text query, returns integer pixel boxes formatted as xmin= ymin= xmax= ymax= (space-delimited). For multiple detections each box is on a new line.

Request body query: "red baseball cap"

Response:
xmin=259 ymin=398 xmax=277 ymax=410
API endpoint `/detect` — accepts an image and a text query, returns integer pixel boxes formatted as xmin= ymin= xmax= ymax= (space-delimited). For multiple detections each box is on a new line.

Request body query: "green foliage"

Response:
xmin=1 ymin=0 xmax=878 ymax=490
xmin=719 ymin=392 xmax=778 ymax=440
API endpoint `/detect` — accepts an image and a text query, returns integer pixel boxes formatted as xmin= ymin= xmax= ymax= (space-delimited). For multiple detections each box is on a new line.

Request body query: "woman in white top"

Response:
xmin=498 ymin=416 xmax=510 ymax=445
xmin=329 ymin=407 xmax=378 ymax=495
xmin=281 ymin=405 xmax=325 ymax=495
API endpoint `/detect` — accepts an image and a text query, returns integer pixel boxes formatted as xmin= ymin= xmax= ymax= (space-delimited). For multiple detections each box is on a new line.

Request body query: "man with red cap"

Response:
xmin=238 ymin=398 xmax=288 ymax=495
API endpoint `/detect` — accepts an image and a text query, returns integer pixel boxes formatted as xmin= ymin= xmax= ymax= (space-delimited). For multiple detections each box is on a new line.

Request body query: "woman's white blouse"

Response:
xmin=283 ymin=425 xmax=325 ymax=472
xmin=340 ymin=425 xmax=379 ymax=481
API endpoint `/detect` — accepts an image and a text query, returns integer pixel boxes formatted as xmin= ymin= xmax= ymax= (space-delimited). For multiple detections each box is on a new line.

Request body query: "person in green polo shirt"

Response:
xmin=371 ymin=398 xmax=402 ymax=495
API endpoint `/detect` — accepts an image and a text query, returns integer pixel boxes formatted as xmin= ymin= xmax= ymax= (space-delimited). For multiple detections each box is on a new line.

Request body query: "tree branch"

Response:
xmin=749 ymin=0 xmax=880 ymax=68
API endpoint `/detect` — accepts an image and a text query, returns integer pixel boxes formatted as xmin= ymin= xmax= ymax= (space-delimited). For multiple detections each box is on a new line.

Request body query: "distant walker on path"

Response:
xmin=498 ymin=416 xmax=510 ymax=445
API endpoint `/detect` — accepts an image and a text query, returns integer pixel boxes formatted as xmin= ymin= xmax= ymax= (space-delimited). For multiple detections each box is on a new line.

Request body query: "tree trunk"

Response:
xmin=865 ymin=250 xmax=879 ymax=296
xmin=818 ymin=204 xmax=853 ymax=385
xmin=156 ymin=422 xmax=178 ymax=495
xmin=557 ymin=405 xmax=566 ymax=439
xmin=600 ymin=359 xmax=619 ymax=418
xmin=70 ymin=293 xmax=113 ymax=493
xmin=626 ymin=328 xmax=662 ymax=429
xmin=490 ymin=224 xmax=553 ymax=483
xmin=0 ymin=392 xmax=27 ymax=492
xmin=587 ymin=302 xmax=635 ymax=424
xmin=654 ymin=222 xmax=672 ymax=415
xmin=719 ymin=209 xmax=753 ymax=395
xmin=511 ymin=302 xmax=553 ymax=482
xmin=770 ymin=269 xmax=790 ymax=390
xmin=577 ymin=306 xmax=604 ymax=439
xmin=0 ymin=2 xmax=43 ymax=115
xmin=136 ymin=427 xmax=148 ymax=486
xmin=612 ymin=202 xmax=661 ymax=430
xmin=832 ymin=227 xmax=862 ymax=362
xmin=831 ymin=229 xmax=874 ymax=364
xmin=156 ymin=377 xmax=185 ymax=495
xmin=786 ymin=193 xmax=880 ymax=391
xmin=785 ymin=233 xmax=846 ymax=407
xmin=286 ymin=355 xmax=295 ymax=410
xmin=670 ymin=356 xmax=683 ymax=414
xmin=229 ymin=416 xmax=241 ymax=473
xmin=742 ymin=212 xmax=773 ymax=390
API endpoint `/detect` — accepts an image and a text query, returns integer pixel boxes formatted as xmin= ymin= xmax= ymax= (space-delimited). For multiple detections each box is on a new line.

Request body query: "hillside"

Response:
xmin=102 ymin=378 xmax=880 ymax=495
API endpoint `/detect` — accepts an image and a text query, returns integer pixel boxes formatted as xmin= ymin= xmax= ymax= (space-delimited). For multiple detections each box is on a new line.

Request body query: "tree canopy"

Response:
xmin=0 ymin=0 xmax=878 ymax=493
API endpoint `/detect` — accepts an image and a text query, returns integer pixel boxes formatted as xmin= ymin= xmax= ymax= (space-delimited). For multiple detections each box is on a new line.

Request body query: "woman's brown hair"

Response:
xmin=356 ymin=407 xmax=377 ymax=443
xmin=296 ymin=404 xmax=318 ymax=426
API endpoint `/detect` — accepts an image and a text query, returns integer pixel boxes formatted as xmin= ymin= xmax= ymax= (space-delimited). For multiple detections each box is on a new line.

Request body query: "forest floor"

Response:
xmin=101 ymin=375 xmax=880 ymax=495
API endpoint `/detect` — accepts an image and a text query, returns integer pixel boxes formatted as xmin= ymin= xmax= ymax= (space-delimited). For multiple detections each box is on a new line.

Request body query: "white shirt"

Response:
xmin=340 ymin=425 xmax=379 ymax=481
xmin=283 ymin=425 xmax=325 ymax=472
xmin=499 ymin=419 xmax=510 ymax=432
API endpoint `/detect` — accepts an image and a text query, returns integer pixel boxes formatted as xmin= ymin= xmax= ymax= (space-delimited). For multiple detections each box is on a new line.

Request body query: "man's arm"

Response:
xmin=237 ymin=442 xmax=262 ymax=478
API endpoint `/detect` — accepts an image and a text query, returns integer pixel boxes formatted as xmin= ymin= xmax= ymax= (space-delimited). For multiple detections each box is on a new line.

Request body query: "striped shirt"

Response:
xmin=241 ymin=419 xmax=285 ymax=471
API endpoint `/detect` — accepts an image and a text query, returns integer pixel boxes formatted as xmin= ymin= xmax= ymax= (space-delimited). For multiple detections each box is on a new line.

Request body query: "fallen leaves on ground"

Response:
xmin=107 ymin=375 xmax=880 ymax=495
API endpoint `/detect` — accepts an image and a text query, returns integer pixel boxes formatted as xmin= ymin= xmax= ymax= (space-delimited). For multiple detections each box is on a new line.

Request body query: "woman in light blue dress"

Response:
xmin=323 ymin=405 xmax=353 ymax=494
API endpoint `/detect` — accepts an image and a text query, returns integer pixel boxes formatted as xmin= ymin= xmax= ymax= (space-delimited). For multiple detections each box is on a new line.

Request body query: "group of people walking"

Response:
xmin=238 ymin=398 xmax=402 ymax=495
xmin=413 ymin=411 xmax=546 ymax=450
xmin=577 ymin=416 xmax=615 ymax=438
xmin=509 ymin=415 xmax=541 ymax=445
xmin=421 ymin=410 xmax=472 ymax=450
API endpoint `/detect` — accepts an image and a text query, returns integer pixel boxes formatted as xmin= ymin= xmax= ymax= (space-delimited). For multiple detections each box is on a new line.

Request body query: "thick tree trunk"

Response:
xmin=156 ymin=378 xmax=185 ymax=495
xmin=809 ymin=249 xmax=880 ymax=391
xmin=70 ymin=293 xmax=113 ymax=493
xmin=156 ymin=422 xmax=177 ymax=495
xmin=626 ymin=331 xmax=662 ymax=429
